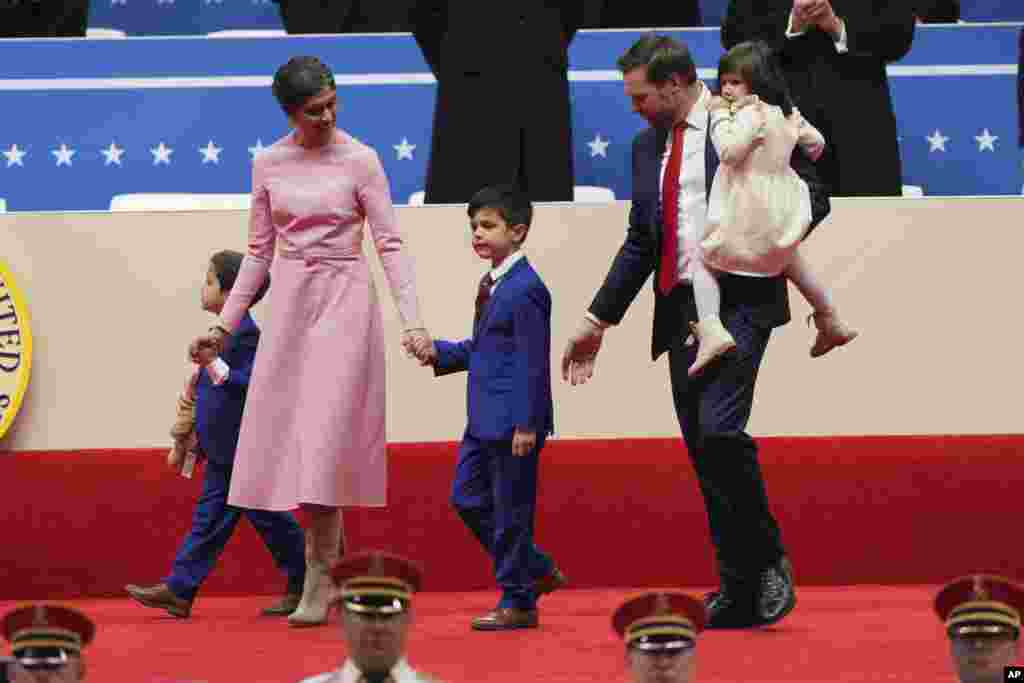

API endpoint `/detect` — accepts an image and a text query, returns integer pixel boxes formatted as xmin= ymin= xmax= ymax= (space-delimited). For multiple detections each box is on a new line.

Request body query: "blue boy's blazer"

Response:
xmin=433 ymin=257 xmax=554 ymax=442
xmin=195 ymin=311 xmax=259 ymax=466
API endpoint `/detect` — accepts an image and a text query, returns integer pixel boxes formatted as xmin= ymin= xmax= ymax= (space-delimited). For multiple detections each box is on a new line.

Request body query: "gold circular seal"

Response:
xmin=0 ymin=261 xmax=32 ymax=440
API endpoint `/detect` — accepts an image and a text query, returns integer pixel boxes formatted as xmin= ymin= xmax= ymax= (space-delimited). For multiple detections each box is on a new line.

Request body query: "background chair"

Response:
xmin=109 ymin=193 xmax=251 ymax=212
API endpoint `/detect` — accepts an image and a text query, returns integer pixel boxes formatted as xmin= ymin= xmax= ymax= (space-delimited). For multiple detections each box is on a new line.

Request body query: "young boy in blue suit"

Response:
xmin=125 ymin=251 xmax=305 ymax=619
xmin=412 ymin=185 xmax=566 ymax=631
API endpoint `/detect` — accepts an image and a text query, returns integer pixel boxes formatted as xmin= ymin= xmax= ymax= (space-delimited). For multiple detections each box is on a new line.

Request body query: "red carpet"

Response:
xmin=2 ymin=436 xmax=1023 ymax=600
xmin=0 ymin=586 xmax=963 ymax=682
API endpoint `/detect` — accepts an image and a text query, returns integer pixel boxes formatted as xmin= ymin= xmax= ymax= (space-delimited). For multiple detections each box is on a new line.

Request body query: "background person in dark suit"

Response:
xmin=913 ymin=0 xmax=959 ymax=22
xmin=0 ymin=0 xmax=88 ymax=37
xmin=561 ymin=34 xmax=830 ymax=629
xmin=125 ymin=251 xmax=305 ymax=620
xmin=411 ymin=1 xmax=595 ymax=204
xmin=598 ymin=0 xmax=702 ymax=29
xmin=272 ymin=0 xmax=412 ymax=33
xmin=722 ymin=0 xmax=915 ymax=196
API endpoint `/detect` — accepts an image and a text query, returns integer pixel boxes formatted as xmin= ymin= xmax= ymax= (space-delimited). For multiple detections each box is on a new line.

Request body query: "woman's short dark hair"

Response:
xmin=617 ymin=33 xmax=698 ymax=86
xmin=272 ymin=56 xmax=336 ymax=114
xmin=468 ymin=184 xmax=533 ymax=231
xmin=210 ymin=250 xmax=270 ymax=306
xmin=717 ymin=41 xmax=795 ymax=116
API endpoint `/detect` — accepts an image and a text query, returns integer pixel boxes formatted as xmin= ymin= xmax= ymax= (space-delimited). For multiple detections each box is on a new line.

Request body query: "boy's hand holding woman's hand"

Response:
xmin=189 ymin=326 xmax=228 ymax=364
xmin=402 ymin=328 xmax=437 ymax=366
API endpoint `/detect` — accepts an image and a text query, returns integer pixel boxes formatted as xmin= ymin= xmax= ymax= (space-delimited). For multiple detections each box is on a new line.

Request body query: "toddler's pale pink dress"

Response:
xmin=703 ymin=97 xmax=825 ymax=276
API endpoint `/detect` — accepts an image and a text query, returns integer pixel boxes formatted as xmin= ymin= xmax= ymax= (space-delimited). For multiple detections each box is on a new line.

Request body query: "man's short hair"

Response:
xmin=617 ymin=33 xmax=698 ymax=86
xmin=467 ymin=184 xmax=533 ymax=230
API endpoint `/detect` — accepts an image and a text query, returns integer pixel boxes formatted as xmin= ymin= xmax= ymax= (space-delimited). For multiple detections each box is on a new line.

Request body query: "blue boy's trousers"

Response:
xmin=165 ymin=459 xmax=305 ymax=602
xmin=450 ymin=431 xmax=554 ymax=610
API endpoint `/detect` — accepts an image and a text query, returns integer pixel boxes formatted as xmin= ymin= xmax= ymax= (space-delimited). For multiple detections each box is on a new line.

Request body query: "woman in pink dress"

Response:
xmin=190 ymin=56 xmax=431 ymax=627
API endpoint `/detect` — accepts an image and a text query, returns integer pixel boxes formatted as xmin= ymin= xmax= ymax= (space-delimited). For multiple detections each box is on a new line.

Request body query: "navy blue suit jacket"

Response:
xmin=195 ymin=311 xmax=259 ymax=466
xmin=434 ymin=257 xmax=554 ymax=442
xmin=588 ymin=114 xmax=831 ymax=360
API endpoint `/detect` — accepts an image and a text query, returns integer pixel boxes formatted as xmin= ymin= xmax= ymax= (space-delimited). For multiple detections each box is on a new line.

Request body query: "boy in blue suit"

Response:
xmin=412 ymin=185 xmax=565 ymax=631
xmin=125 ymin=251 xmax=305 ymax=619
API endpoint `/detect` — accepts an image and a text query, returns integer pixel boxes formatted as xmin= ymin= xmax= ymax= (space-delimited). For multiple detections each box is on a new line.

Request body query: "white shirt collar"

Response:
xmin=683 ymin=81 xmax=711 ymax=132
xmin=489 ymin=250 xmax=525 ymax=283
xmin=338 ymin=657 xmax=417 ymax=683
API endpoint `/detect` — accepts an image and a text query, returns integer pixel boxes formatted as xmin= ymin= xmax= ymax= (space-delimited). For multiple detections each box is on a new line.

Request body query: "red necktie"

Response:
xmin=659 ymin=123 xmax=685 ymax=295
xmin=474 ymin=272 xmax=494 ymax=327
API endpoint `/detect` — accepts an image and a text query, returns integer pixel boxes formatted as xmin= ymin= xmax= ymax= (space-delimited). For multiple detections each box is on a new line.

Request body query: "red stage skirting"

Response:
xmin=2 ymin=435 xmax=1022 ymax=600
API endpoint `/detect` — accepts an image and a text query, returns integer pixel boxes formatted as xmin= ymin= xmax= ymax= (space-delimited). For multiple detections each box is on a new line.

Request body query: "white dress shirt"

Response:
xmin=299 ymin=658 xmax=436 ymax=683
xmin=486 ymin=249 xmax=525 ymax=294
xmin=583 ymin=85 xmax=712 ymax=329
xmin=658 ymin=81 xmax=711 ymax=286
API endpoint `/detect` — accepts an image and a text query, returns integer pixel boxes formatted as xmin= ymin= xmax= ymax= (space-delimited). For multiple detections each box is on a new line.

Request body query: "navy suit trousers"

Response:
xmin=165 ymin=459 xmax=305 ymax=601
xmin=666 ymin=305 xmax=785 ymax=583
xmin=451 ymin=431 xmax=554 ymax=610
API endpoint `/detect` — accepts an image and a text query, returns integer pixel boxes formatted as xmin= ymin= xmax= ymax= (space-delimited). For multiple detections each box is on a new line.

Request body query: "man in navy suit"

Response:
xmin=414 ymin=185 xmax=566 ymax=631
xmin=561 ymin=35 xmax=830 ymax=629
xmin=126 ymin=251 xmax=305 ymax=619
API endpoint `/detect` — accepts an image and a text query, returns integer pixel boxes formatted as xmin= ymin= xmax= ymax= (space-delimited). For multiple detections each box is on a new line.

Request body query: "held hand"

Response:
xmin=561 ymin=317 xmax=605 ymax=386
xmin=417 ymin=342 xmax=438 ymax=366
xmin=189 ymin=329 xmax=226 ymax=364
xmin=402 ymin=328 xmax=436 ymax=366
xmin=512 ymin=427 xmax=537 ymax=457
xmin=193 ymin=345 xmax=217 ymax=367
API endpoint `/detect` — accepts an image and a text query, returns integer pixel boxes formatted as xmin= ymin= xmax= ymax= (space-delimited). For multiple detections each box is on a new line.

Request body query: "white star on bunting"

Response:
xmin=587 ymin=134 xmax=610 ymax=158
xmin=102 ymin=142 xmax=125 ymax=166
xmin=200 ymin=140 xmax=223 ymax=164
xmin=51 ymin=144 xmax=76 ymax=167
xmin=393 ymin=138 xmax=416 ymax=161
xmin=110 ymin=0 xmax=127 ymax=5
xmin=974 ymin=129 xmax=998 ymax=152
xmin=248 ymin=139 xmax=266 ymax=159
xmin=156 ymin=0 xmax=175 ymax=5
xmin=3 ymin=144 xmax=27 ymax=168
xmin=926 ymin=130 xmax=949 ymax=153
xmin=150 ymin=142 xmax=173 ymax=165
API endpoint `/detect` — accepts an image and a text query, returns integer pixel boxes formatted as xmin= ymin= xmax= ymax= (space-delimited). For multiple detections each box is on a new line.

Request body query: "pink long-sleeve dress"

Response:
xmin=218 ymin=130 xmax=422 ymax=510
